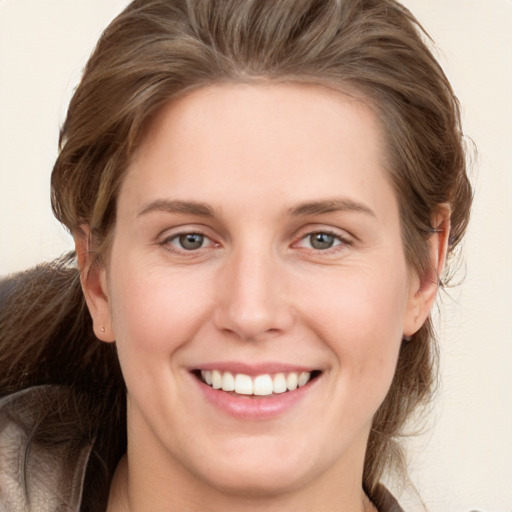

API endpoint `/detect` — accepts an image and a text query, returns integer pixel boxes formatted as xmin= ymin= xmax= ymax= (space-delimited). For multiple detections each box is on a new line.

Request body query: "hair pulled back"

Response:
xmin=1 ymin=0 xmax=472 ymax=508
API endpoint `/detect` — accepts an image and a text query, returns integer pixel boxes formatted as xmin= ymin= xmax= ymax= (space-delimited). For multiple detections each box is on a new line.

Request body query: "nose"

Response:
xmin=213 ymin=246 xmax=294 ymax=341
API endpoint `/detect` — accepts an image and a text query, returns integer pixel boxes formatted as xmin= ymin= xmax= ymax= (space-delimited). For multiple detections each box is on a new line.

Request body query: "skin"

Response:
xmin=78 ymin=83 xmax=448 ymax=512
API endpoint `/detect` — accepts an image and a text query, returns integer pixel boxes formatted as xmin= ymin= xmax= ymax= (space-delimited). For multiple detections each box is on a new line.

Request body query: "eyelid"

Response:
xmin=291 ymin=226 xmax=354 ymax=252
xmin=157 ymin=225 xmax=221 ymax=253
xmin=293 ymin=223 xmax=354 ymax=242
xmin=155 ymin=223 xmax=354 ymax=254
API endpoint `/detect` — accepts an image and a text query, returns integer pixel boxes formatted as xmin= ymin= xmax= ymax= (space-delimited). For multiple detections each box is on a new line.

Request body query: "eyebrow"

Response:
xmin=137 ymin=197 xmax=375 ymax=219
xmin=288 ymin=198 xmax=376 ymax=217
xmin=137 ymin=199 xmax=215 ymax=218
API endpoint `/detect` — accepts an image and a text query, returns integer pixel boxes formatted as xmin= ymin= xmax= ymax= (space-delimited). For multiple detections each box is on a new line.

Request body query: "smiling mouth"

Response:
xmin=194 ymin=370 xmax=321 ymax=397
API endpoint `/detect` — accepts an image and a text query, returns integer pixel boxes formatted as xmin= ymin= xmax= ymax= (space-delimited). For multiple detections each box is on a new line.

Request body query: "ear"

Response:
xmin=403 ymin=206 xmax=451 ymax=337
xmin=74 ymin=225 xmax=116 ymax=342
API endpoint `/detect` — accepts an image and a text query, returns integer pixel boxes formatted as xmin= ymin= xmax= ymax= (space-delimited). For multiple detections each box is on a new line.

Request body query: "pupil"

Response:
xmin=179 ymin=233 xmax=204 ymax=250
xmin=311 ymin=233 xmax=334 ymax=249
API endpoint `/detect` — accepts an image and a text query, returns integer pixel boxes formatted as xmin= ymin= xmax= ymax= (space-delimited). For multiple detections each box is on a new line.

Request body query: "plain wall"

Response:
xmin=0 ymin=1 xmax=511 ymax=510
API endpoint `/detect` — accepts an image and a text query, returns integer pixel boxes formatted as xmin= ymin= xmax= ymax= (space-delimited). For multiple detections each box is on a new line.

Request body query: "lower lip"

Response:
xmin=195 ymin=376 xmax=318 ymax=420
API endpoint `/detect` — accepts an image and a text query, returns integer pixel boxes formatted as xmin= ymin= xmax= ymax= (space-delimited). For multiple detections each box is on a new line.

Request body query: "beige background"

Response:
xmin=1 ymin=1 xmax=511 ymax=510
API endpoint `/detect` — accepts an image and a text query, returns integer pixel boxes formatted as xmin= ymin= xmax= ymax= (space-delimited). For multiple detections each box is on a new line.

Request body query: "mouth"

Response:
xmin=193 ymin=369 xmax=322 ymax=397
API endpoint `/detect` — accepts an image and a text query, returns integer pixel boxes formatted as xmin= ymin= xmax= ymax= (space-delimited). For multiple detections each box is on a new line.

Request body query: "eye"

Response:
xmin=157 ymin=228 xmax=220 ymax=257
xmin=167 ymin=233 xmax=210 ymax=251
xmin=297 ymin=231 xmax=349 ymax=251
xmin=308 ymin=232 xmax=339 ymax=250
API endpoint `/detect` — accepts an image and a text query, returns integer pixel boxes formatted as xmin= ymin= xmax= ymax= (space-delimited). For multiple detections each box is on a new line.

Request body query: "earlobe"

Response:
xmin=74 ymin=225 xmax=116 ymax=343
xmin=403 ymin=206 xmax=451 ymax=337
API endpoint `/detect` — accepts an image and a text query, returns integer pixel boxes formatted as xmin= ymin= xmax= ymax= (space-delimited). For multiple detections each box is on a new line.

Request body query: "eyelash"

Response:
xmin=159 ymin=231 xmax=216 ymax=254
xmin=158 ymin=228 xmax=353 ymax=255
xmin=294 ymin=229 xmax=353 ymax=253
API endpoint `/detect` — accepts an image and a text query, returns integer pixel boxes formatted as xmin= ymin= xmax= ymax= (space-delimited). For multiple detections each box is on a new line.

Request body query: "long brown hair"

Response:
xmin=1 ymin=0 xmax=472 ymax=509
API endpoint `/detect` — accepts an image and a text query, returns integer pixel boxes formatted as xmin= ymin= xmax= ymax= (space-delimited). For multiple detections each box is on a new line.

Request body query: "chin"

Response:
xmin=197 ymin=464 xmax=309 ymax=499
xmin=185 ymin=436 xmax=331 ymax=499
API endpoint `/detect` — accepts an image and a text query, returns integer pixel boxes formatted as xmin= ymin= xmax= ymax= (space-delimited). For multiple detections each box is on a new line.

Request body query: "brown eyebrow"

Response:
xmin=137 ymin=197 xmax=375 ymax=219
xmin=288 ymin=198 xmax=376 ymax=217
xmin=137 ymin=199 xmax=215 ymax=218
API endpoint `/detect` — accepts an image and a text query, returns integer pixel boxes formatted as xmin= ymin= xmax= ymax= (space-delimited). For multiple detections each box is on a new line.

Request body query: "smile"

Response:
xmin=199 ymin=370 xmax=320 ymax=396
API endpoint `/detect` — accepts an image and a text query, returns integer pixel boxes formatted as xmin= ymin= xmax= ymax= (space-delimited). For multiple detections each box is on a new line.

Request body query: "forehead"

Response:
xmin=120 ymin=83 xmax=396 ymax=222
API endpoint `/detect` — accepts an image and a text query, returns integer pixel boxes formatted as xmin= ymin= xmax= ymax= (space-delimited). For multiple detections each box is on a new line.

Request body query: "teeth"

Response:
xmin=221 ymin=372 xmax=235 ymax=392
xmin=286 ymin=372 xmax=298 ymax=391
xmin=211 ymin=370 xmax=222 ymax=389
xmin=298 ymin=371 xmax=310 ymax=387
xmin=273 ymin=373 xmax=287 ymax=394
xmin=200 ymin=370 xmax=313 ymax=396
xmin=253 ymin=375 xmax=273 ymax=396
xmin=234 ymin=374 xmax=253 ymax=394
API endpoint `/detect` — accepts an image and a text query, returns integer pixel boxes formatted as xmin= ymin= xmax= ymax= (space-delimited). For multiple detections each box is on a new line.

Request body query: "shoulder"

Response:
xmin=0 ymin=386 xmax=93 ymax=512
xmin=370 ymin=484 xmax=405 ymax=512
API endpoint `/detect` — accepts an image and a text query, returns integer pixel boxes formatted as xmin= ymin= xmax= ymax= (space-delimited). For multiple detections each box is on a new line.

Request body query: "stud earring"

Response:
xmin=101 ymin=326 xmax=105 ymax=333
xmin=403 ymin=335 xmax=412 ymax=342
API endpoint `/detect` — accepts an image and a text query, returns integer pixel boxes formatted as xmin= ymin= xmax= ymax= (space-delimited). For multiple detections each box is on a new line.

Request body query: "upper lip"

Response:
xmin=190 ymin=361 xmax=319 ymax=376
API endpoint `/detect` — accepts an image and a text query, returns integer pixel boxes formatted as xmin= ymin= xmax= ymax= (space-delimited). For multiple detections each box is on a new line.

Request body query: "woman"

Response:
xmin=0 ymin=0 xmax=472 ymax=510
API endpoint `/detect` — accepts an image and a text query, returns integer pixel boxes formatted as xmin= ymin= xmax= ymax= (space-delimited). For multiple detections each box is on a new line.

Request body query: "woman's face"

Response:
xmin=85 ymin=83 xmax=434 ymax=504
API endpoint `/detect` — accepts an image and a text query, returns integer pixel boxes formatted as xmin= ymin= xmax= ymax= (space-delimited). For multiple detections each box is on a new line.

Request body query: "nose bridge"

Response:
xmin=214 ymin=239 xmax=292 ymax=340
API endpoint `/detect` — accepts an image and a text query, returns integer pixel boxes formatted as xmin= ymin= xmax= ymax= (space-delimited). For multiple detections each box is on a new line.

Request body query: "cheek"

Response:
xmin=301 ymin=267 xmax=409 ymax=383
xmin=106 ymin=267 xmax=215 ymax=411
xmin=107 ymin=261 xmax=213 ymax=363
xmin=306 ymin=266 xmax=408 ymax=332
